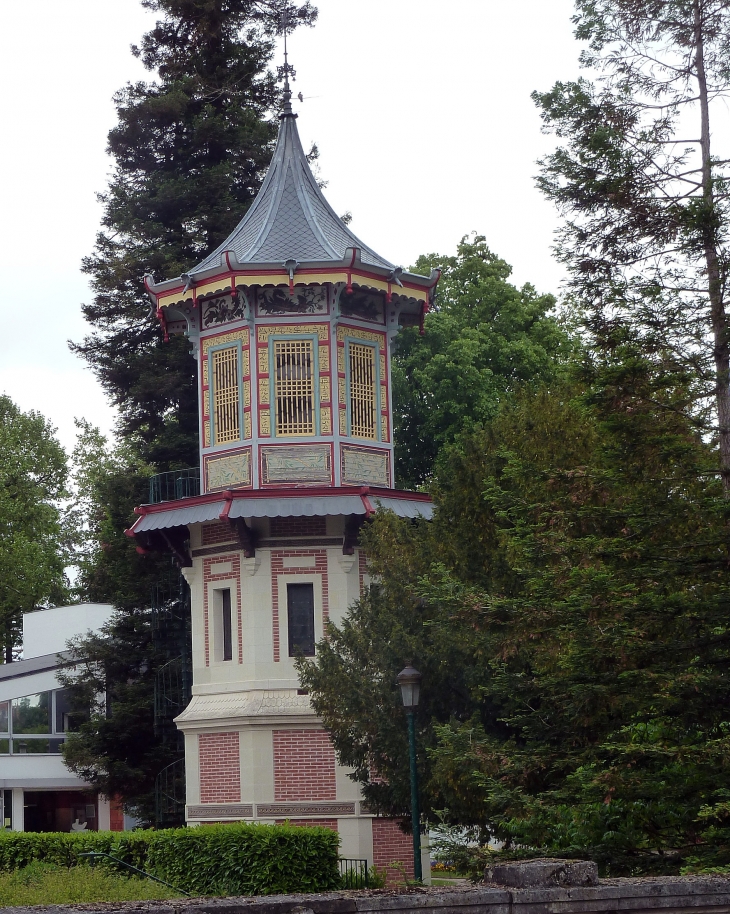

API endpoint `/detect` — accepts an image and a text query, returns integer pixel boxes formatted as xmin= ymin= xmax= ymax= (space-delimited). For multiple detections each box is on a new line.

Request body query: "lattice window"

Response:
xmin=274 ymin=339 xmax=314 ymax=436
xmin=349 ymin=343 xmax=377 ymax=440
xmin=212 ymin=347 xmax=240 ymax=444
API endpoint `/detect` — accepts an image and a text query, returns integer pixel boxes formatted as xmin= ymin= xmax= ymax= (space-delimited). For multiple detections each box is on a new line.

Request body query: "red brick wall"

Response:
xmin=372 ymin=818 xmax=415 ymax=880
xmin=109 ymin=796 xmax=124 ymax=832
xmin=273 ymin=729 xmax=336 ymax=801
xmin=270 ymin=517 xmax=327 ymax=538
xmin=275 ymin=818 xmax=338 ymax=830
xmin=203 ymin=554 xmax=242 ymax=665
xmin=199 ymin=732 xmax=241 ymax=803
xmin=201 ymin=522 xmax=236 ymax=546
xmin=270 ymin=550 xmax=328 ymax=662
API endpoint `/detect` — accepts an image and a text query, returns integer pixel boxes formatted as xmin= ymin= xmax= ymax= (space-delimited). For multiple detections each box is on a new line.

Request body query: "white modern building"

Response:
xmin=0 ymin=603 xmax=116 ymax=831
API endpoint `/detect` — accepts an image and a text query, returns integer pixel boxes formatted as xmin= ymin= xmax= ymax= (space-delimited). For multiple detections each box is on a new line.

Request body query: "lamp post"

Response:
xmin=397 ymin=663 xmax=422 ymax=881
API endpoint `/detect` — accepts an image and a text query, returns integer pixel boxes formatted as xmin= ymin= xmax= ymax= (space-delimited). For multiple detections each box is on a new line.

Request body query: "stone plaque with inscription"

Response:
xmin=205 ymin=450 xmax=251 ymax=491
xmin=341 ymin=445 xmax=390 ymax=487
xmin=261 ymin=445 xmax=332 ymax=484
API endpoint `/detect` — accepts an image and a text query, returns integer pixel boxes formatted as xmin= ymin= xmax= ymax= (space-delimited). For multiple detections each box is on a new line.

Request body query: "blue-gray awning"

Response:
xmin=131 ymin=493 xmax=432 ymax=533
xmin=228 ymin=496 xmax=366 ymax=519
xmin=134 ymin=501 xmax=225 ymax=532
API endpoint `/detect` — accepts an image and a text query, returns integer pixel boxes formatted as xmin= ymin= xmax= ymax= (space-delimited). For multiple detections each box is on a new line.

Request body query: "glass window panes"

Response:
xmin=12 ymin=738 xmax=51 ymax=754
xmin=0 ymin=702 xmax=8 ymax=733
xmin=287 ymin=583 xmax=315 ymax=657
xmin=12 ymin=693 xmax=52 ymax=734
xmin=0 ymin=740 xmax=8 ymax=755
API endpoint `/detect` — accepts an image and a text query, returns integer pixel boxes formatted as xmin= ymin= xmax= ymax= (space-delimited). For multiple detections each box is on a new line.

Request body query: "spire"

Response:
xmin=191 ymin=21 xmax=394 ymax=275
xmin=277 ymin=6 xmax=296 ymax=118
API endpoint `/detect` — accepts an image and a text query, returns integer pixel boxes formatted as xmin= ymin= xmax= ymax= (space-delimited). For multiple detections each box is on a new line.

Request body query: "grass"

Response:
xmin=0 ymin=861 xmax=185 ymax=905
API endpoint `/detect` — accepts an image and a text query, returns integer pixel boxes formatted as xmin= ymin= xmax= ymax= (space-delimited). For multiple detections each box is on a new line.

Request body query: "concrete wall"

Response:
xmin=22 ymin=603 xmax=114 ymax=660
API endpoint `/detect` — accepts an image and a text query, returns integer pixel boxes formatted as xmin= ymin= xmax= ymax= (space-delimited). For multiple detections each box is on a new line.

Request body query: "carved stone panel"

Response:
xmin=202 ymin=293 xmax=247 ymax=327
xmin=261 ymin=445 xmax=332 ymax=485
xmin=341 ymin=445 xmax=390 ymax=487
xmin=187 ymin=804 xmax=253 ymax=819
xmin=205 ymin=449 xmax=252 ymax=491
xmin=257 ymin=284 xmax=328 ymax=316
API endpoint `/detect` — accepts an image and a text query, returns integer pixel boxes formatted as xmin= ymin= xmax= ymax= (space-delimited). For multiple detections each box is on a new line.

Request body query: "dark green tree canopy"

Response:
xmin=534 ymin=0 xmax=730 ymax=489
xmin=73 ymin=0 xmax=316 ymax=468
xmin=301 ymin=350 xmax=730 ymax=873
xmin=393 ymin=234 xmax=571 ymax=488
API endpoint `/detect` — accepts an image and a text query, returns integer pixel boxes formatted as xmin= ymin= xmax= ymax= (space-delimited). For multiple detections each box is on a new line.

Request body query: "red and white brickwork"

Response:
xmin=203 ymin=554 xmax=242 ymax=665
xmin=199 ymin=732 xmax=241 ymax=803
xmin=273 ymin=729 xmax=336 ymax=801
xmin=372 ymin=818 xmax=415 ymax=880
xmin=270 ymin=550 xmax=328 ymax=662
xmin=201 ymin=522 xmax=236 ymax=546
xmin=270 ymin=517 xmax=327 ymax=538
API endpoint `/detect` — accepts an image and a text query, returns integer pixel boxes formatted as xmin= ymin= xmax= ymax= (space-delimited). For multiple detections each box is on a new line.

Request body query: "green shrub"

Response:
xmin=0 ymin=823 xmax=341 ymax=896
xmin=0 ymin=862 xmax=181 ymax=905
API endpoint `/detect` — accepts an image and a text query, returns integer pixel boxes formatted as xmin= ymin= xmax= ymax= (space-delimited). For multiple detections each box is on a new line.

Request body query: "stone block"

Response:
xmin=485 ymin=858 xmax=598 ymax=888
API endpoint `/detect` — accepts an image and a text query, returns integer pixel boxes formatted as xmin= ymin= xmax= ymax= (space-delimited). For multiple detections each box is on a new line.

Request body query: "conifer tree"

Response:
xmin=533 ymin=0 xmax=730 ymax=490
xmin=63 ymin=0 xmax=316 ymax=819
xmin=73 ymin=0 xmax=316 ymax=468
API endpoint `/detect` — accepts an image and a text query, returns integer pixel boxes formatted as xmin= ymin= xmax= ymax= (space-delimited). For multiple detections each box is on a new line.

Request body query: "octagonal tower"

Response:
xmin=127 ymin=84 xmax=437 ymax=876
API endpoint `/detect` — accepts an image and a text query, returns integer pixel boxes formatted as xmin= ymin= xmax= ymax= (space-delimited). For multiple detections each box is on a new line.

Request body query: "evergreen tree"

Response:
xmin=300 ymin=354 xmax=730 ymax=874
xmin=533 ymin=0 xmax=730 ymax=490
xmin=393 ymin=234 xmax=571 ymax=489
xmin=63 ymin=0 xmax=316 ymax=817
xmin=72 ymin=0 xmax=316 ymax=468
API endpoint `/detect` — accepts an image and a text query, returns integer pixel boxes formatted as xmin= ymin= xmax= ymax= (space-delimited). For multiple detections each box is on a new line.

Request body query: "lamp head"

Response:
xmin=396 ymin=663 xmax=422 ymax=709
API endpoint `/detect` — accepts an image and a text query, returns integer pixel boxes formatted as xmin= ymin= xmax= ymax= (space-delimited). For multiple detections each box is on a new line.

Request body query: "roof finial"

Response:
xmin=277 ymin=5 xmax=297 ymax=117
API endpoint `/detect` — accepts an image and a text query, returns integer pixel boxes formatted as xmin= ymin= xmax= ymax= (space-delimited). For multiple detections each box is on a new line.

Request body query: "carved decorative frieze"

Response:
xmin=320 ymin=407 xmax=332 ymax=435
xmin=341 ymin=445 xmax=390 ymax=487
xmin=261 ymin=445 xmax=332 ymax=485
xmin=201 ymin=327 xmax=249 ymax=355
xmin=205 ymin=449 xmax=251 ymax=491
xmin=257 ymin=284 xmax=328 ymax=316
xmin=318 ymin=344 xmax=330 ymax=372
xmin=319 ymin=377 xmax=331 ymax=402
xmin=256 ymin=802 xmax=355 ymax=817
xmin=202 ymin=293 xmax=247 ymax=328
xmin=187 ymin=804 xmax=253 ymax=819
xmin=258 ymin=324 xmax=329 ymax=342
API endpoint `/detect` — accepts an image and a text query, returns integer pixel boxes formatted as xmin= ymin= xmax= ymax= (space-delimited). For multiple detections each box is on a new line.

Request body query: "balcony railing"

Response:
xmin=148 ymin=468 xmax=200 ymax=504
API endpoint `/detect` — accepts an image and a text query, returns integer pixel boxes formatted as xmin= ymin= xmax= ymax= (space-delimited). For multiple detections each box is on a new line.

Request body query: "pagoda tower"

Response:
xmin=127 ymin=79 xmax=438 ymax=873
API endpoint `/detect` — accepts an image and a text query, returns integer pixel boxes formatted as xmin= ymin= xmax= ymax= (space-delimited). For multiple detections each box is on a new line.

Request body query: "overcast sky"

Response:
xmin=0 ymin=0 xmax=580 ymax=455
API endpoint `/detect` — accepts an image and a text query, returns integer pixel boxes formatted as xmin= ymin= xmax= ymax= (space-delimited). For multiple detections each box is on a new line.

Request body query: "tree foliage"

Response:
xmin=533 ymin=0 xmax=730 ymax=489
xmin=300 ymin=345 xmax=730 ymax=873
xmin=64 ymin=0 xmax=318 ymax=815
xmin=0 ymin=396 xmax=69 ymax=662
xmin=393 ymin=234 xmax=571 ymax=489
xmin=72 ymin=0 xmax=316 ymax=468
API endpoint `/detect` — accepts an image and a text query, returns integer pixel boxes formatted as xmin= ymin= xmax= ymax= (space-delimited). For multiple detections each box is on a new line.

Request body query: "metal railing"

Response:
xmin=338 ymin=858 xmax=370 ymax=889
xmin=154 ymin=757 xmax=186 ymax=829
xmin=148 ymin=468 xmax=200 ymax=504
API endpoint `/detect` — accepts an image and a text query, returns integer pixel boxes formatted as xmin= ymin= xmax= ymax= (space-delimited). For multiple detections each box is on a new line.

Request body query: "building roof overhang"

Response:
xmin=125 ymin=485 xmax=432 ymax=536
xmin=143 ymin=97 xmax=440 ymax=318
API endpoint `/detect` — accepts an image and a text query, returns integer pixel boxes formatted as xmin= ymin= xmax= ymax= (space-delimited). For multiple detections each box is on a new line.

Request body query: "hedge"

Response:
xmin=0 ymin=823 xmax=341 ymax=896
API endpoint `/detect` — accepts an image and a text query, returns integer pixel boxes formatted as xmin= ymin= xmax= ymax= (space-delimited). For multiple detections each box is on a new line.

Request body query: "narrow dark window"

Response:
xmin=287 ymin=583 xmax=315 ymax=657
xmin=222 ymin=589 xmax=232 ymax=662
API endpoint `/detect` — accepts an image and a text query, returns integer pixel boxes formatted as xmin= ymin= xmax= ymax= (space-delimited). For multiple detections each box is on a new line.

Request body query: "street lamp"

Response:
xmin=397 ymin=663 xmax=422 ymax=881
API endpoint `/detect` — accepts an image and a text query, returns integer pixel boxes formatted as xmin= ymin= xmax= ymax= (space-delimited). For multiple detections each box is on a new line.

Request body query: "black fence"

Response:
xmin=338 ymin=858 xmax=370 ymax=889
xmin=148 ymin=468 xmax=200 ymax=504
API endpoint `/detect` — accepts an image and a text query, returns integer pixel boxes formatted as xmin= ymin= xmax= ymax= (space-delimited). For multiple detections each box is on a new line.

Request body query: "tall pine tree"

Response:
xmin=73 ymin=0 xmax=316 ymax=468
xmin=63 ymin=0 xmax=316 ymax=818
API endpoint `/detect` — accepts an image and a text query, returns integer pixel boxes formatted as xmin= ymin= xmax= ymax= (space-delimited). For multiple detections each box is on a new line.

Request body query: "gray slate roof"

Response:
xmin=193 ymin=101 xmax=394 ymax=273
